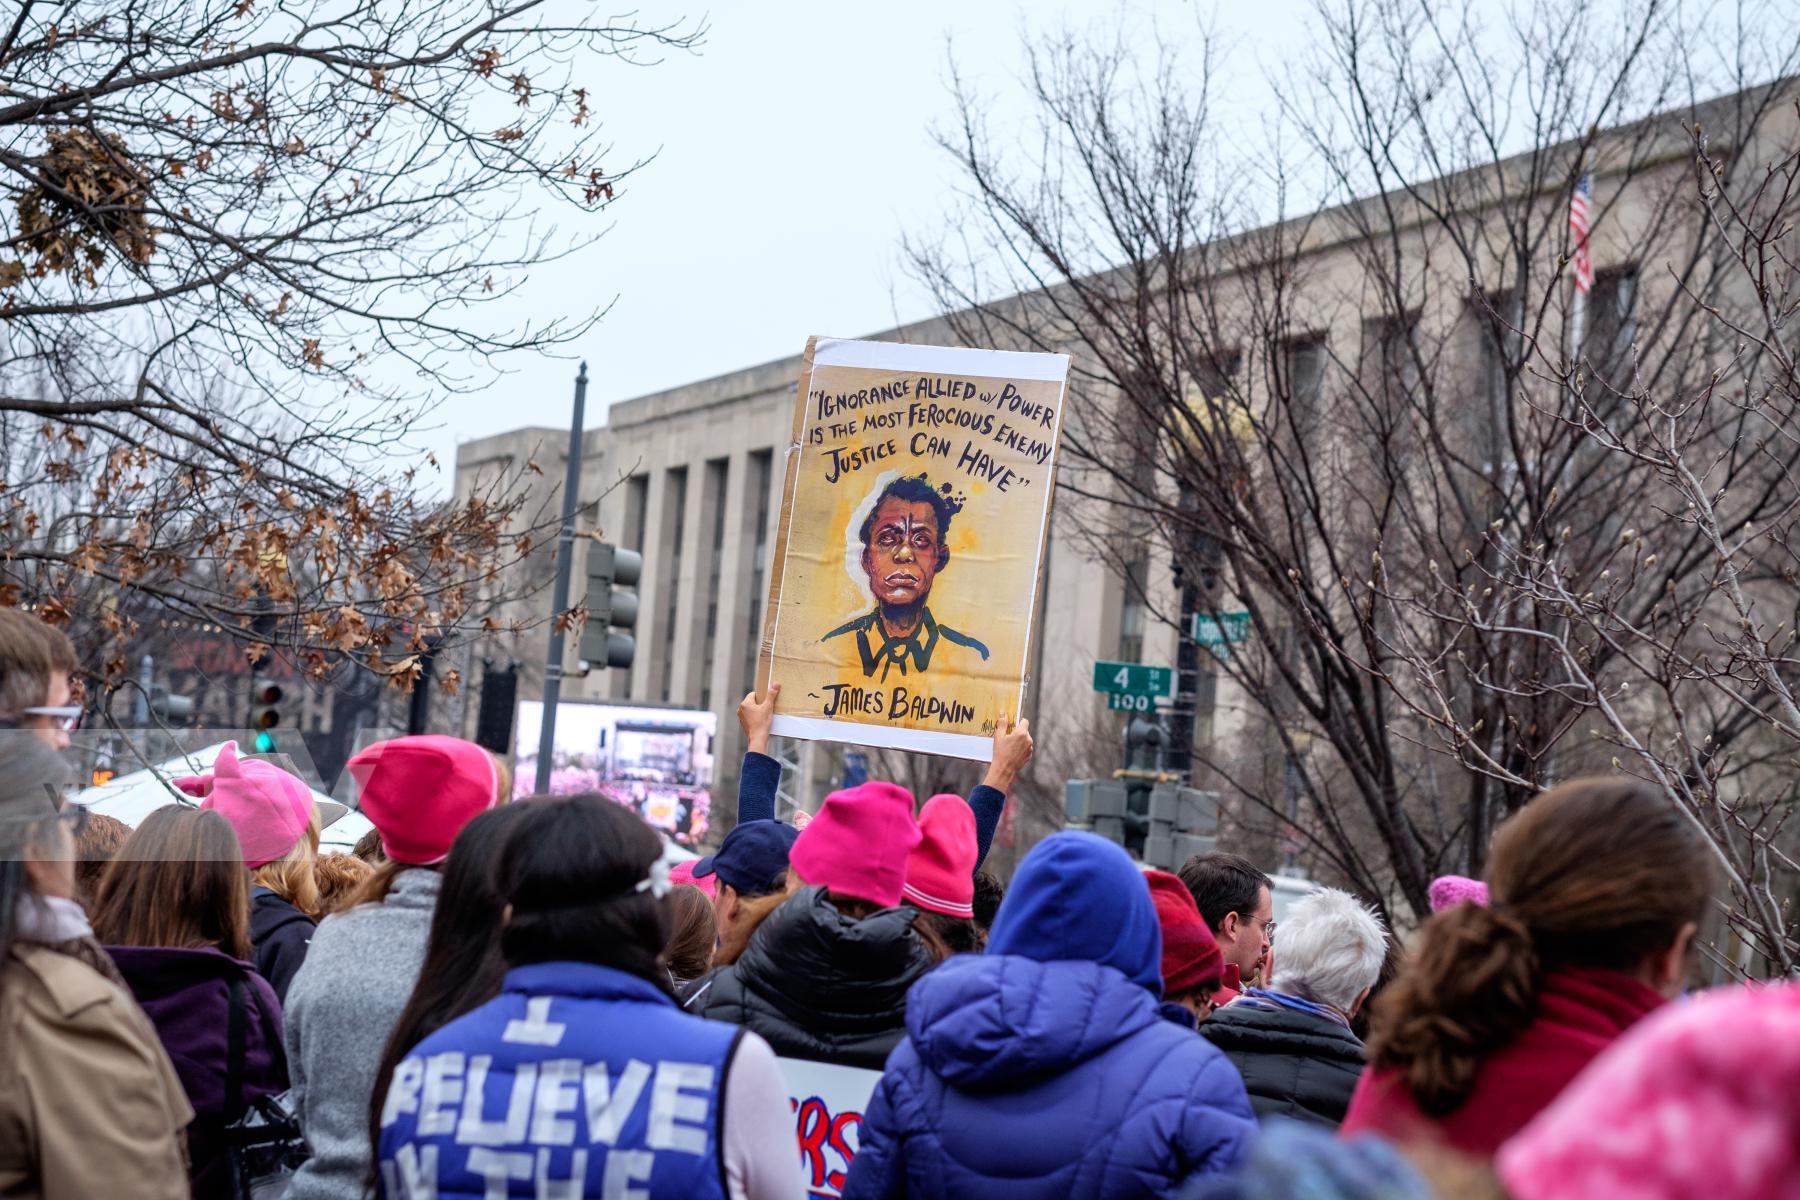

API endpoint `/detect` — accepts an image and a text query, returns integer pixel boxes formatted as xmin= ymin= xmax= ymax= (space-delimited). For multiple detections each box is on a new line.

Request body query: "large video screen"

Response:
xmin=514 ymin=700 xmax=718 ymax=845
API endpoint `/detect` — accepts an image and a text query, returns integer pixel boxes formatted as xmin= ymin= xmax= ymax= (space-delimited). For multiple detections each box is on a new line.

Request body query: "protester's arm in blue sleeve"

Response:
xmin=969 ymin=717 xmax=1032 ymax=872
xmin=967 ymin=784 xmax=1005 ymax=870
xmin=737 ymin=750 xmax=780 ymax=824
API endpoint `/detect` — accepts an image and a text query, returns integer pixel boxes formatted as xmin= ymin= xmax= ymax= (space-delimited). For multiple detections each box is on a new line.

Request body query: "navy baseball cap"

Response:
xmin=692 ymin=819 xmax=799 ymax=896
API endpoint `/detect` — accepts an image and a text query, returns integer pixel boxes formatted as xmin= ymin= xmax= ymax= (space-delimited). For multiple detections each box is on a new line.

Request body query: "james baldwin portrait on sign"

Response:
xmin=822 ymin=473 xmax=989 ymax=683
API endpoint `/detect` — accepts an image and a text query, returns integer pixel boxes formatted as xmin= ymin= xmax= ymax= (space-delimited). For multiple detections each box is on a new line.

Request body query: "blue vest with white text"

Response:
xmin=378 ymin=961 xmax=739 ymax=1200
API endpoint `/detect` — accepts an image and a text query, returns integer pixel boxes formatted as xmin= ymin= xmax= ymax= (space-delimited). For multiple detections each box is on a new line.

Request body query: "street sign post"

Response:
xmin=1092 ymin=661 xmax=1175 ymax=698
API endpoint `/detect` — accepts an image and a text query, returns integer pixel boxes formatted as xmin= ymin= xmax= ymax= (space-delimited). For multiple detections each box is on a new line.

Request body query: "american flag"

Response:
xmin=1569 ymin=170 xmax=1594 ymax=294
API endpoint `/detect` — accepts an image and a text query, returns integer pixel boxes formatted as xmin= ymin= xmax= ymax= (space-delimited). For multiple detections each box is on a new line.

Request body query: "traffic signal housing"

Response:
xmin=250 ymin=682 xmax=284 ymax=752
xmin=474 ymin=661 xmax=519 ymax=754
xmin=580 ymin=542 xmax=641 ymax=671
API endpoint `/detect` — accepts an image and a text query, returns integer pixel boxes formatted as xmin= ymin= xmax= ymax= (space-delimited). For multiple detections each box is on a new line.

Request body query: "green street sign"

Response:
xmin=1192 ymin=611 xmax=1251 ymax=647
xmin=1106 ymin=692 xmax=1156 ymax=713
xmin=1092 ymin=661 xmax=1174 ymax=698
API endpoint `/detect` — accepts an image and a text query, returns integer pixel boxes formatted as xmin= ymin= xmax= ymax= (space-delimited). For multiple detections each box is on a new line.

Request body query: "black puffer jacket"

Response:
xmin=1199 ymin=998 xmax=1366 ymax=1128
xmin=686 ymin=885 xmax=934 ymax=1069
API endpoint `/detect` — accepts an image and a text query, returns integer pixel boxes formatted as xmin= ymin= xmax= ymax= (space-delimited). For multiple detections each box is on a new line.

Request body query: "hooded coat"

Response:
xmin=107 ymin=945 xmax=289 ymax=1200
xmin=686 ymin=886 xmax=933 ymax=1070
xmin=1199 ymin=996 xmax=1364 ymax=1128
xmin=249 ymin=885 xmax=315 ymax=1003
xmin=841 ymin=833 xmax=1257 ymax=1200
xmin=1339 ymin=967 xmax=1666 ymax=1157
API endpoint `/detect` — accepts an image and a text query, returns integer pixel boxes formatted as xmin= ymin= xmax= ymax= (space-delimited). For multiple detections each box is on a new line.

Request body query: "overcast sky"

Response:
xmin=408 ymin=0 xmax=1262 ymax=478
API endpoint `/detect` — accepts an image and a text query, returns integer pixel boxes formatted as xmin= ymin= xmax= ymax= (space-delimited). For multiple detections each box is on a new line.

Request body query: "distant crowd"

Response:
xmin=0 ymin=605 xmax=1794 ymax=1200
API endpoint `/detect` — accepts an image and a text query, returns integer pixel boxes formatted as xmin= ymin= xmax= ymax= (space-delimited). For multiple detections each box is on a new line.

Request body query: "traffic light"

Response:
xmin=474 ymin=661 xmax=519 ymax=754
xmin=579 ymin=542 xmax=641 ymax=671
xmin=250 ymin=682 xmax=283 ymax=752
xmin=149 ymin=686 xmax=195 ymax=725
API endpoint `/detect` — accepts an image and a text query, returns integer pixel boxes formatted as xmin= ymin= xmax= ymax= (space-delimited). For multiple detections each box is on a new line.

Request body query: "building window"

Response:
xmin=699 ymin=458 xmax=729 ymax=709
xmin=1472 ymin=289 xmax=1521 ymax=466
xmin=659 ymin=467 xmax=687 ymax=703
xmin=627 ymin=474 xmax=649 ymax=553
xmin=742 ymin=450 xmax=774 ymax=694
xmin=1586 ymin=266 xmax=1638 ymax=385
xmin=1118 ymin=554 xmax=1149 ymax=664
xmin=1188 ymin=351 xmax=1242 ymax=409
xmin=1362 ymin=313 xmax=1419 ymax=402
xmin=1280 ymin=337 xmax=1327 ymax=434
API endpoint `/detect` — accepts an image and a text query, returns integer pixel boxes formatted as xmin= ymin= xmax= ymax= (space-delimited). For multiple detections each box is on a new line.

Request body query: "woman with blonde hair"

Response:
xmin=174 ymin=739 xmax=321 ymax=1001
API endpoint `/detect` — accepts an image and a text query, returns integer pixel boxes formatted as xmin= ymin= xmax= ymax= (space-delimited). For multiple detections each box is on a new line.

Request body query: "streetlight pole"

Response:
xmin=533 ymin=362 xmax=588 ymax=794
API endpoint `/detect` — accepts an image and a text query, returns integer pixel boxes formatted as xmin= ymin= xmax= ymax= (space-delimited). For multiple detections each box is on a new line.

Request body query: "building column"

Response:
xmin=668 ymin=458 xmax=712 ymax=705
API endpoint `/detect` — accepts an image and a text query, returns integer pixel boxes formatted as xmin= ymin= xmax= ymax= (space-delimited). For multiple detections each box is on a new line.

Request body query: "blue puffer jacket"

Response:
xmin=842 ymin=833 xmax=1257 ymax=1200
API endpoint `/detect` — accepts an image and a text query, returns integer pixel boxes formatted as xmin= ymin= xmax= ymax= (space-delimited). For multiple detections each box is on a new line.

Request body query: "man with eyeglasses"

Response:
xmin=0 ymin=608 xmax=81 ymax=750
xmin=1178 ymin=851 xmax=1275 ymax=1005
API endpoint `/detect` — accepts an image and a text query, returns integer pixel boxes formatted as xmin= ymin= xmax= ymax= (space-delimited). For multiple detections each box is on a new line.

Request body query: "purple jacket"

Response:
xmin=108 ymin=945 xmax=290 ymax=1200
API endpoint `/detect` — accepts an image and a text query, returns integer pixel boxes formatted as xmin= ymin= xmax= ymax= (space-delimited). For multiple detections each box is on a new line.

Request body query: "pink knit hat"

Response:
xmin=1498 ymin=982 xmax=1800 ymax=1200
xmin=1428 ymin=874 xmax=1490 ymax=912
xmin=175 ymin=741 xmax=314 ymax=869
xmin=669 ymin=858 xmax=716 ymax=897
xmin=903 ymin=795 xmax=977 ymax=918
xmin=787 ymin=781 xmax=921 ymax=909
xmin=348 ymin=735 xmax=501 ymax=865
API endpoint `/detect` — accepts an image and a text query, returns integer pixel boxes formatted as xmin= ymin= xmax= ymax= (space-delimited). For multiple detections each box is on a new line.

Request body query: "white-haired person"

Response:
xmin=1199 ymin=886 xmax=1387 ymax=1128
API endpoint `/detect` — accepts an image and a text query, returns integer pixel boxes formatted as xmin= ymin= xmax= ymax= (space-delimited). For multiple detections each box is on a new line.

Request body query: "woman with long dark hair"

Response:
xmin=94 ymin=806 xmax=289 ymax=1200
xmin=377 ymin=794 xmax=802 ymax=1200
xmin=0 ymin=734 xmax=190 ymax=1199
xmin=284 ymin=734 xmax=507 ymax=1200
xmin=362 ymin=801 xmax=533 ymax=1187
xmin=1340 ymin=776 xmax=1715 ymax=1155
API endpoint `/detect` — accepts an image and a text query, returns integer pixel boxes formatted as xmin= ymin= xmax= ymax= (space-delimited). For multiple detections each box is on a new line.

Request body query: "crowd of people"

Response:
xmin=1 ymin=605 xmax=1797 ymax=1200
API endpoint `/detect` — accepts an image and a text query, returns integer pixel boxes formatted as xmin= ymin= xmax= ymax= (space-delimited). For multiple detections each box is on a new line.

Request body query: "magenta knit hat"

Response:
xmin=348 ymin=735 xmax=501 ymax=865
xmin=788 ymin=780 xmax=922 ymax=909
xmin=1428 ymin=874 xmax=1490 ymax=912
xmin=176 ymin=741 xmax=314 ymax=869
xmin=1498 ymin=982 xmax=1800 ymax=1200
xmin=903 ymin=795 xmax=977 ymax=918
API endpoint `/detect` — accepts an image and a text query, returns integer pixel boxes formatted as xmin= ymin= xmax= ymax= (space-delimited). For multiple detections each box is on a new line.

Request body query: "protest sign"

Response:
xmin=778 ymin=1056 xmax=883 ymax=1200
xmin=760 ymin=337 xmax=1071 ymax=760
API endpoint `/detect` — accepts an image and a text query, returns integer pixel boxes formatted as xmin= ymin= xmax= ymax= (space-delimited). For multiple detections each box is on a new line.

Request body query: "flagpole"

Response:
xmin=1567 ymin=161 xmax=1591 ymax=381
xmin=1569 ymin=279 xmax=1588 ymax=374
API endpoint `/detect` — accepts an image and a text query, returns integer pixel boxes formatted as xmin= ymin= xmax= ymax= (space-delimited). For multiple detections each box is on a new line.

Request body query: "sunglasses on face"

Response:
xmin=20 ymin=705 xmax=83 ymax=732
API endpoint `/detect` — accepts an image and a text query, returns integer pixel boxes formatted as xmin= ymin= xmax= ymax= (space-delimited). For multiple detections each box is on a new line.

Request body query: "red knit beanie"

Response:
xmin=1146 ymin=868 xmax=1225 ymax=994
xmin=903 ymin=794 xmax=977 ymax=918
xmin=349 ymin=735 xmax=501 ymax=865
xmin=787 ymin=781 xmax=921 ymax=909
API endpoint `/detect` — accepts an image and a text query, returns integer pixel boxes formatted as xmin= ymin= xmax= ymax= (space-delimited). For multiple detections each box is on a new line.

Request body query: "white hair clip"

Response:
xmin=634 ymin=857 xmax=672 ymax=900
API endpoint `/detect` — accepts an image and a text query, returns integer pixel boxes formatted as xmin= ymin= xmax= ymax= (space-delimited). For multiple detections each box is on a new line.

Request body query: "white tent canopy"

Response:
xmin=74 ymin=741 xmax=367 ymax=850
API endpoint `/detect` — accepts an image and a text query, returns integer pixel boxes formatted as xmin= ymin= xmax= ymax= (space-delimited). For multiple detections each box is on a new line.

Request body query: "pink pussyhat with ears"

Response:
xmin=903 ymin=795 xmax=978 ymax=918
xmin=174 ymin=740 xmax=314 ymax=869
xmin=788 ymin=781 xmax=922 ymax=909
xmin=1429 ymin=874 xmax=1490 ymax=912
